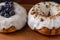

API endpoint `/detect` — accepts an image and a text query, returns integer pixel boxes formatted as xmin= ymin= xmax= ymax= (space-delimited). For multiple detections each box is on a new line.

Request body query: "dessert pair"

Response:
xmin=0 ymin=0 xmax=60 ymax=35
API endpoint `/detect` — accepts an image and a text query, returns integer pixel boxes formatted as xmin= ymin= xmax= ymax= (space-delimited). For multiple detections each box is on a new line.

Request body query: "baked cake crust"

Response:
xmin=35 ymin=27 xmax=60 ymax=35
xmin=1 ymin=26 xmax=16 ymax=33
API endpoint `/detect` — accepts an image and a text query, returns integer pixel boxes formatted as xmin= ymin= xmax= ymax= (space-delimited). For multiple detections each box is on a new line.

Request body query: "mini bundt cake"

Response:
xmin=0 ymin=0 xmax=27 ymax=33
xmin=28 ymin=2 xmax=60 ymax=35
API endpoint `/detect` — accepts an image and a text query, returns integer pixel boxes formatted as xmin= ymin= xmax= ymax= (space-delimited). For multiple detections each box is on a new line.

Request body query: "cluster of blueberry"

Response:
xmin=0 ymin=1 xmax=15 ymax=18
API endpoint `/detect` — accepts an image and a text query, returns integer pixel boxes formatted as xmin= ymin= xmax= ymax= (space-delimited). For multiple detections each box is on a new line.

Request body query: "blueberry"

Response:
xmin=3 ymin=13 xmax=10 ymax=18
xmin=5 ymin=1 xmax=13 ymax=5
xmin=9 ymin=2 xmax=13 ymax=7
xmin=0 ymin=12 xmax=4 ymax=15
xmin=0 ymin=6 xmax=2 ymax=10
xmin=0 ymin=9 xmax=6 ymax=16
xmin=9 ymin=1 xmax=13 ymax=4
xmin=0 ymin=6 xmax=2 ymax=12
xmin=1 ymin=10 xmax=10 ymax=18
xmin=10 ymin=4 xmax=13 ymax=8
xmin=5 ymin=4 xmax=9 ymax=6
xmin=5 ymin=4 xmax=10 ymax=8
xmin=5 ymin=7 xmax=9 ymax=11
xmin=5 ymin=1 xmax=9 ymax=4
xmin=9 ymin=10 xmax=15 ymax=16
xmin=1 ymin=12 xmax=5 ymax=16
xmin=1 ymin=6 xmax=5 ymax=10
xmin=9 ymin=7 xmax=13 ymax=11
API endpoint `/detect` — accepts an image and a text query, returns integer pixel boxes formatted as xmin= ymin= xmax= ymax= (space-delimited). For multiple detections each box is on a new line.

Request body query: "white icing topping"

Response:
xmin=0 ymin=2 xmax=27 ymax=31
xmin=28 ymin=2 xmax=60 ymax=30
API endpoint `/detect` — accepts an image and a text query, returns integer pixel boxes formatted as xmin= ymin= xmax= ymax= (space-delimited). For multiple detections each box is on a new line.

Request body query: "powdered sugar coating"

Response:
xmin=28 ymin=2 xmax=60 ymax=30
xmin=0 ymin=2 xmax=27 ymax=31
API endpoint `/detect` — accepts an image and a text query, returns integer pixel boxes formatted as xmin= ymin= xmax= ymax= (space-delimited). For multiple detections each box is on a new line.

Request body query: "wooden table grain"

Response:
xmin=0 ymin=25 xmax=60 ymax=40
xmin=0 ymin=0 xmax=60 ymax=40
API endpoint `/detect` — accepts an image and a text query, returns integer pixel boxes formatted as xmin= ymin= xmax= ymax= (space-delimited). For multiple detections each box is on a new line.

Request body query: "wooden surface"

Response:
xmin=15 ymin=0 xmax=45 ymax=4
xmin=0 ymin=0 xmax=60 ymax=40
xmin=0 ymin=25 xmax=60 ymax=40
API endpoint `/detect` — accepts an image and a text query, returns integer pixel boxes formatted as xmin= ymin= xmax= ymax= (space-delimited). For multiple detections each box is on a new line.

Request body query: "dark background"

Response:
xmin=0 ymin=0 xmax=60 ymax=4
xmin=46 ymin=0 xmax=60 ymax=3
